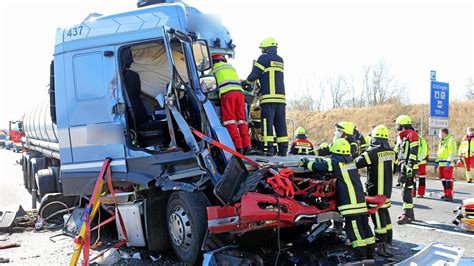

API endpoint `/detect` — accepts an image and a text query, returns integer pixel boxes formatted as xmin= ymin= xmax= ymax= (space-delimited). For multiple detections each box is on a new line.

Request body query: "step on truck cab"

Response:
xmin=22 ymin=0 xmax=238 ymax=263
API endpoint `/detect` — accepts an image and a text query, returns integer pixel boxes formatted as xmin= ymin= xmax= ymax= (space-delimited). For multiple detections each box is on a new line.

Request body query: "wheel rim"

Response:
xmin=169 ymin=205 xmax=192 ymax=251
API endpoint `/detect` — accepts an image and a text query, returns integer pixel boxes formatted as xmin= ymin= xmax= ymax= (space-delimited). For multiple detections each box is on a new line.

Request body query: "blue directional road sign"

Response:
xmin=430 ymin=81 xmax=449 ymax=118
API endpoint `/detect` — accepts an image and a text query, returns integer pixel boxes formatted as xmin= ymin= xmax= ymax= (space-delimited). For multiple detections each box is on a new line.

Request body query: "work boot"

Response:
xmin=265 ymin=146 xmax=275 ymax=157
xmin=467 ymin=179 xmax=472 ymax=183
xmin=376 ymin=243 xmax=393 ymax=258
xmin=243 ymin=146 xmax=252 ymax=155
xmin=367 ymin=244 xmax=376 ymax=260
xmin=277 ymin=143 xmax=288 ymax=156
xmin=441 ymin=195 xmax=453 ymax=202
xmin=237 ymin=148 xmax=244 ymax=155
xmin=397 ymin=214 xmax=413 ymax=225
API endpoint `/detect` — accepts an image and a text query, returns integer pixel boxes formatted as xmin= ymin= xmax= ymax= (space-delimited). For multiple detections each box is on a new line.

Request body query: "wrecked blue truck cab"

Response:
xmin=22 ymin=1 xmax=238 ymax=263
xmin=53 ymin=1 xmax=235 ymax=194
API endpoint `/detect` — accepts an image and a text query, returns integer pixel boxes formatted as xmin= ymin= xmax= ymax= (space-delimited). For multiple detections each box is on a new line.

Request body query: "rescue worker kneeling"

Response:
xmin=211 ymin=54 xmax=251 ymax=155
xmin=301 ymin=139 xmax=375 ymax=261
xmin=289 ymin=127 xmax=316 ymax=155
xmin=355 ymin=125 xmax=395 ymax=257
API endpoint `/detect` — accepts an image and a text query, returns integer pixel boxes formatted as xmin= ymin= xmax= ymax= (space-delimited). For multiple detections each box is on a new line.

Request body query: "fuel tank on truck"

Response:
xmin=23 ymin=98 xmax=58 ymax=144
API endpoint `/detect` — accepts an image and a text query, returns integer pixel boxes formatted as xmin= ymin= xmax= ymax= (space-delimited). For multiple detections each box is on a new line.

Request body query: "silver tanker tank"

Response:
xmin=23 ymin=98 xmax=60 ymax=158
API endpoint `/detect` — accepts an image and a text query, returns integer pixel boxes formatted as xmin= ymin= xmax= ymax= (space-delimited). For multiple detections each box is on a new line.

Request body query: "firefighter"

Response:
xmin=330 ymin=121 xmax=367 ymax=157
xmin=436 ymin=128 xmax=457 ymax=201
xmin=242 ymin=37 xmax=288 ymax=156
xmin=355 ymin=125 xmax=395 ymax=257
xmin=289 ymin=127 xmax=315 ymax=155
xmin=413 ymin=130 xmax=428 ymax=197
xmin=394 ymin=115 xmax=419 ymax=224
xmin=211 ymin=54 xmax=251 ymax=155
xmin=301 ymin=139 xmax=376 ymax=261
xmin=458 ymin=127 xmax=474 ymax=183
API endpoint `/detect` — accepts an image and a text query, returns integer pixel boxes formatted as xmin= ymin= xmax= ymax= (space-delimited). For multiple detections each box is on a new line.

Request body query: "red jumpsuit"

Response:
xmin=221 ymin=91 xmax=251 ymax=150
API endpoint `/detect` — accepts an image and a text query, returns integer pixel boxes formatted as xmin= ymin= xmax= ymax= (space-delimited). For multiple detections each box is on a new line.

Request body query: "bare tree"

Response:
xmin=288 ymin=73 xmax=323 ymax=112
xmin=327 ymin=75 xmax=348 ymax=109
xmin=363 ymin=59 xmax=405 ymax=106
xmin=465 ymin=77 xmax=474 ymax=100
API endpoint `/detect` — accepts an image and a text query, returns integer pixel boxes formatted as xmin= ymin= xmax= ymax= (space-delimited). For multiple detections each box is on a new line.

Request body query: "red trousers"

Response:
xmin=464 ymin=157 xmax=474 ymax=171
xmin=413 ymin=164 xmax=426 ymax=196
xmin=439 ymin=166 xmax=454 ymax=197
xmin=221 ymin=91 xmax=251 ymax=149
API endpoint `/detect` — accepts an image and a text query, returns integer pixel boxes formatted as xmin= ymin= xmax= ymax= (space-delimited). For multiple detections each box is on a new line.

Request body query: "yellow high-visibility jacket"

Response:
xmin=458 ymin=135 xmax=474 ymax=158
xmin=437 ymin=134 xmax=457 ymax=167
xmin=418 ymin=137 xmax=429 ymax=164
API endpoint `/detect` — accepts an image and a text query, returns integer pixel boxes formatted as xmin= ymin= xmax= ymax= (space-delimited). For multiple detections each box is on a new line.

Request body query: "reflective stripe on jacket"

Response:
xmin=437 ymin=134 xmax=457 ymax=166
xmin=212 ymin=62 xmax=243 ymax=97
xmin=459 ymin=135 xmax=474 ymax=158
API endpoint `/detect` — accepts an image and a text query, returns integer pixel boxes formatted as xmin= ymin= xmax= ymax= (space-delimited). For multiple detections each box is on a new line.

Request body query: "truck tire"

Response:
xmin=30 ymin=158 xmax=47 ymax=204
xmin=144 ymin=190 xmax=171 ymax=252
xmin=38 ymin=193 xmax=79 ymax=223
xmin=36 ymin=168 xmax=57 ymax=200
xmin=167 ymin=191 xmax=210 ymax=264
xmin=24 ymin=153 xmax=39 ymax=191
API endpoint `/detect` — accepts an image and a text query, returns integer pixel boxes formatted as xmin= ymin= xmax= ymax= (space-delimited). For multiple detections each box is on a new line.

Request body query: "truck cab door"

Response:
xmin=63 ymin=46 xmax=126 ymax=172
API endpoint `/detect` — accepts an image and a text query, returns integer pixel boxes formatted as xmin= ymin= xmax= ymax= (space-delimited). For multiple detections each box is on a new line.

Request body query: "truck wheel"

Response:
xmin=38 ymin=193 xmax=78 ymax=223
xmin=167 ymin=191 xmax=210 ymax=264
xmin=30 ymin=158 xmax=47 ymax=205
xmin=36 ymin=168 xmax=57 ymax=200
xmin=144 ymin=191 xmax=171 ymax=252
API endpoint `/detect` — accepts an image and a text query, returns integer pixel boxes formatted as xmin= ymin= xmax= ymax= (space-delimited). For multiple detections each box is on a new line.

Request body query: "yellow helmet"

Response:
xmin=335 ymin=121 xmax=355 ymax=136
xmin=319 ymin=142 xmax=329 ymax=149
xmin=395 ymin=115 xmax=412 ymax=126
xmin=371 ymin=125 xmax=390 ymax=139
xmin=329 ymin=138 xmax=351 ymax=155
xmin=259 ymin=37 xmax=278 ymax=49
xmin=295 ymin=127 xmax=306 ymax=135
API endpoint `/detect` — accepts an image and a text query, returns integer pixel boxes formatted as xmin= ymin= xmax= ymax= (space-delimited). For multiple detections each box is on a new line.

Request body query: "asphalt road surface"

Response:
xmin=1 ymin=148 xmax=474 ymax=264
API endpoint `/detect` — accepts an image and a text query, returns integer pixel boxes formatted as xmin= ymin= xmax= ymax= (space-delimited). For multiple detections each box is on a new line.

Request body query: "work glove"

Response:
xmin=300 ymin=157 xmax=310 ymax=168
xmin=434 ymin=161 xmax=439 ymax=171
xmin=241 ymin=80 xmax=252 ymax=91
xmin=446 ymin=161 xmax=451 ymax=169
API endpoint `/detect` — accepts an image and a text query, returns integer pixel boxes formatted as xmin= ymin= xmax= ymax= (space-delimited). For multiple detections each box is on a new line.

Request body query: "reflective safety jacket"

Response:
xmin=212 ymin=62 xmax=243 ymax=97
xmin=459 ymin=134 xmax=474 ymax=158
xmin=345 ymin=134 xmax=365 ymax=158
xmin=395 ymin=128 xmax=419 ymax=172
xmin=437 ymin=134 xmax=457 ymax=167
xmin=355 ymin=140 xmax=395 ymax=208
xmin=246 ymin=47 xmax=285 ymax=104
xmin=290 ymin=135 xmax=315 ymax=155
xmin=353 ymin=129 xmax=368 ymax=156
xmin=418 ymin=136 xmax=429 ymax=165
xmin=306 ymin=154 xmax=368 ymax=216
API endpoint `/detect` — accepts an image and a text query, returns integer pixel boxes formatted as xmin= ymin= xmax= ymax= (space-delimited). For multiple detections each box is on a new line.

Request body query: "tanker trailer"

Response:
xmin=21 ymin=98 xmax=62 ymax=203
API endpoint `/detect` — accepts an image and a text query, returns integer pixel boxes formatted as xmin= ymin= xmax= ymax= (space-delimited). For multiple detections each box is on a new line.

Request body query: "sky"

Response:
xmin=0 ymin=0 xmax=472 ymax=127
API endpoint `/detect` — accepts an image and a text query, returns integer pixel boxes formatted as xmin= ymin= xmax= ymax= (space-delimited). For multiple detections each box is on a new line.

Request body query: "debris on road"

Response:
xmin=397 ymin=242 xmax=463 ymax=266
xmin=0 ymin=205 xmax=26 ymax=231
xmin=92 ymin=248 xmax=121 ymax=265
xmin=0 ymin=243 xmax=20 ymax=249
xmin=131 ymin=252 xmax=141 ymax=260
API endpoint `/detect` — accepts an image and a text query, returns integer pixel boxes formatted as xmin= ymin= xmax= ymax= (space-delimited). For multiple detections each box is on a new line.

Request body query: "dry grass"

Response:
xmin=287 ymin=99 xmax=474 ymax=179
